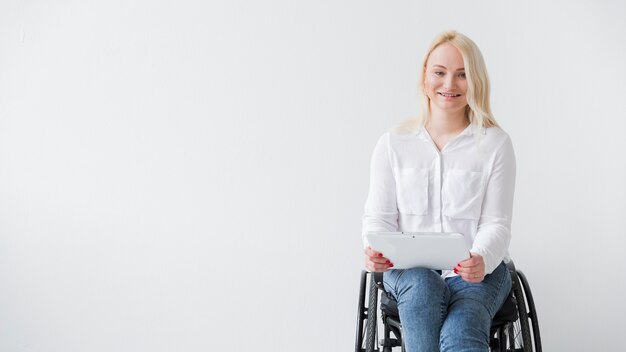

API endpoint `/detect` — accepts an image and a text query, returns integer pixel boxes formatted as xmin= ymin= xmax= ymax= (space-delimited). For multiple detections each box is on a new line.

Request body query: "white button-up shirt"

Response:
xmin=362 ymin=125 xmax=516 ymax=275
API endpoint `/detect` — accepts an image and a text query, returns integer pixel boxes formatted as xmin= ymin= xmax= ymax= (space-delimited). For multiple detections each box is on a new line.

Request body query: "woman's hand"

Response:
xmin=455 ymin=252 xmax=485 ymax=283
xmin=364 ymin=247 xmax=394 ymax=272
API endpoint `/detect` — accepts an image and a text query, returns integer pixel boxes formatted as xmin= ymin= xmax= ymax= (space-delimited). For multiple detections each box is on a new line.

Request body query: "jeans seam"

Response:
xmin=439 ymin=289 xmax=448 ymax=351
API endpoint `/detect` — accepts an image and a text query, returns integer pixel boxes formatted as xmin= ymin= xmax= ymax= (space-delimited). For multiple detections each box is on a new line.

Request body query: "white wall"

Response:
xmin=1 ymin=1 xmax=624 ymax=351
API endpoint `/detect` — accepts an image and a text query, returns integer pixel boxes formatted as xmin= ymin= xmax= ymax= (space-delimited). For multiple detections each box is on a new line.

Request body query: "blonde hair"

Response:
xmin=395 ymin=31 xmax=500 ymax=134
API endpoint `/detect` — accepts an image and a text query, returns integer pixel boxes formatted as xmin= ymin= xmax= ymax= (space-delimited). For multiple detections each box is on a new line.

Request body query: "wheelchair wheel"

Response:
xmin=365 ymin=274 xmax=379 ymax=352
xmin=517 ymin=270 xmax=542 ymax=351
xmin=355 ymin=271 xmax=380 ymax=352
xmin=501 ymin=269 xmax=541 ymax=352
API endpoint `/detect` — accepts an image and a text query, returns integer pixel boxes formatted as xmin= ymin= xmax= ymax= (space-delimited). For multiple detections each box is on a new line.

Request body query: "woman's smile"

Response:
xmin=437 ymin=92 xmax=463 ymax=99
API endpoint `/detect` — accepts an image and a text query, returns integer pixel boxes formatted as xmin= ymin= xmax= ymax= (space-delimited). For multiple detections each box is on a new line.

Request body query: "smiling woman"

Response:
xmin=424 ymin=45 xmax=469 ymax=113
xmin=396 ymin=31 xmax=499 ymax=137
xmin=362 ymin=31 xmax=516 ymax=351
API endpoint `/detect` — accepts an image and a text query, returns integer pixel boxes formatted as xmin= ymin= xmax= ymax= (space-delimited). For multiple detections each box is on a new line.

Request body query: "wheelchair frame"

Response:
xmin=355 ymin=261 xmax=541 ymax=352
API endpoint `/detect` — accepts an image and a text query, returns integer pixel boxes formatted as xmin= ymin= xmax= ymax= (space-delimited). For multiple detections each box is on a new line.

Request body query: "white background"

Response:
xmin=1 ymin=1 xmax=625 ymax=351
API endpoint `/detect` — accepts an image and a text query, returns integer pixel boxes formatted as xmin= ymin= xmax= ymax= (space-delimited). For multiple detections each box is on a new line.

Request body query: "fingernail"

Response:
xmin=385 ymin=260 xmax=390 ymax=264
xmin=389 ymin=263 xmax=394 ymax=268
xmin=454 ymin=268 xmax=458 ymax=273
xmin=378 ymin=253 xmax=383 ymax=257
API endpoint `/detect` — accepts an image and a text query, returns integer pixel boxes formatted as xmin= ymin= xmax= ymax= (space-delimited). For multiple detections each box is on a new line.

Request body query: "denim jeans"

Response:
xmin=383 ymin=262 xmax=512 ymax=352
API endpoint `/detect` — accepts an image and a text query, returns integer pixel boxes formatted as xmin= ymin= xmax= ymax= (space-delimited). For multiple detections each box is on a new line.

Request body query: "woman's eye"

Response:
xmin=458 ymin=72 xmax=466 ymax=79
xmin=434 ymin=71 xmax=444 ymax=76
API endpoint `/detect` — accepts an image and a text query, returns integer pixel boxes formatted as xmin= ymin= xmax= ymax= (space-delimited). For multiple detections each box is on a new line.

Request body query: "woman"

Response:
xmin=362 ymin=31 xmax=515 ymax=351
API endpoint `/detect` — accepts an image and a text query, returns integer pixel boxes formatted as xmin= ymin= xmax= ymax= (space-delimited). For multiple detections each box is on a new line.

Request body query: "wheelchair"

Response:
xmin=355 ymin=261 xmax=541 ymax=352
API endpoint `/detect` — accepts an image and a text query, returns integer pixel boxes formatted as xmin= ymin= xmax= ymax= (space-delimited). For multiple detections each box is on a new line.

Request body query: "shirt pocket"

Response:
xmin=442 ymin=169 xmax=484 ymax=220
xmin=395 ymin=167 xmax=429 ymax=215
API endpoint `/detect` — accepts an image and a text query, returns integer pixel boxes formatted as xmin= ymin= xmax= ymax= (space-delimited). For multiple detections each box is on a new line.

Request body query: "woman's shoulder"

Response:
xmin=482 ymin=126 xmax=513 ymax=145
xmin=369 ymin=125 xmax=421 ymax=147
xmin=479 ymin=127 xmax=515 ymax=158
xmin=384 ymin=129 xmax=424 ymax=153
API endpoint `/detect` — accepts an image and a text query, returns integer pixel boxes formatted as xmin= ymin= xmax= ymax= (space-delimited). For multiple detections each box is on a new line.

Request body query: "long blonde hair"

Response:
xmin=395 ymin=31 xmax=499 ymax=134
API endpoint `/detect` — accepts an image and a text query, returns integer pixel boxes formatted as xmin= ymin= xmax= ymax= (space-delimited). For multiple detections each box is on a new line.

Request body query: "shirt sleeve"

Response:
xmin=470 ymin=135 xmax=516 ymax=274
xmin=362 ymin=133 xmax=399 ymax=247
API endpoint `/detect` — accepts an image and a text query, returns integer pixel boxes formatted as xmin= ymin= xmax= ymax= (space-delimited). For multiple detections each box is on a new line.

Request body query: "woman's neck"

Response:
xmin=424 ymin=108 xmax=469 ymax=151
xmin=425 ymin=109 xmax=469 ymax=137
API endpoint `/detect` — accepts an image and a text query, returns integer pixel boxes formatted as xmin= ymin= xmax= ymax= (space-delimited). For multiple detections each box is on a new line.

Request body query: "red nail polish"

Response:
xmin=385 ymin=260 xmax=390 ymax=264
xmin=378 ymin=253 xmax=383 ymax=257
xmin=454 ymin=268 xmax=458 ymax=273
xmin=389 ymin=263 xmax=394 ymax=268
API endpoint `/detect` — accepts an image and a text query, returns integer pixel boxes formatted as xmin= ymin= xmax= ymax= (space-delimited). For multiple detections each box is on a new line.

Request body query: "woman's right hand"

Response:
xmin=364 ymin=247 xmax=394 ymax=272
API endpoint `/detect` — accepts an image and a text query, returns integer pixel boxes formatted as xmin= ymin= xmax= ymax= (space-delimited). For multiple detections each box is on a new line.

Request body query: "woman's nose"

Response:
xmin=444 ymin=76 xmax=457 ymax=89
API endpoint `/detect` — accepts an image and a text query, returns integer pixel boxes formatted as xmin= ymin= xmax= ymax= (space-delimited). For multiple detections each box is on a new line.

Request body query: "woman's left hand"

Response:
xmin=454 ymin=252 xmax=485 ymax=283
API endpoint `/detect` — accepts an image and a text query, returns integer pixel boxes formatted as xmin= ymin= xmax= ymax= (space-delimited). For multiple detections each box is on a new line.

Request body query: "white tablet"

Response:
xmin=366 ymin=232 xmax=470 ymax=270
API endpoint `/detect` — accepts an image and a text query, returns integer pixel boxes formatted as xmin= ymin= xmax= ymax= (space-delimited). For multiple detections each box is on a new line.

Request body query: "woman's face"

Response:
xmin=424 ymin=43 xmax=468 ymax=116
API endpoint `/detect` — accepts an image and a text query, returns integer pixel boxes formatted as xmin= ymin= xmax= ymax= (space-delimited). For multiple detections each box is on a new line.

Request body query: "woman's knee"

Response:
xmin=440 ymin=302 xmax=491 ymax=351
xmin=387 ymin=268 xmax=447 ymax=299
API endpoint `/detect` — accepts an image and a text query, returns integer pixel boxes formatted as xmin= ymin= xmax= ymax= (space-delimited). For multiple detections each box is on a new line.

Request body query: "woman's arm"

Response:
xmin=362 ymin=133 xmax=399 ymax=247
xmin=362 ymin=133 xmax=398 ymax=271
xmin=470 ymin=136 xmax=517 ymax=275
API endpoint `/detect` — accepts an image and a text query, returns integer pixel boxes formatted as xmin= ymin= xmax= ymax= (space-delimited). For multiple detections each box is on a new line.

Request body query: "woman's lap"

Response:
xmin=383 ymin=262 xmax=511 ymax=352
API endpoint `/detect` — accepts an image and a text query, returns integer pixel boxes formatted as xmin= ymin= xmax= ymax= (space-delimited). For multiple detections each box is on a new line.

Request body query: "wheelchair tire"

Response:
xmin=355 ymin=271 xmax=367 ymax=352
xmin=517 ymin=270 xmax=542 ymax=352
xmin=511 ymin=271 xmax=533 ymax=351
xmin=365 ymin=274 xmax=379 ymax=352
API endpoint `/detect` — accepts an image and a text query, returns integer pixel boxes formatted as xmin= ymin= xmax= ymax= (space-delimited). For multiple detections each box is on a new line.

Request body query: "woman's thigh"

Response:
xmin=383 ymin=268 xmax=449 ymax=303
xmin=446 ymin=261 xmax=512 ymax=316
xmin=384 ymin=268 xmax=450 ymax=351
xmin=439 ymin=262 xmax=512 ymax=351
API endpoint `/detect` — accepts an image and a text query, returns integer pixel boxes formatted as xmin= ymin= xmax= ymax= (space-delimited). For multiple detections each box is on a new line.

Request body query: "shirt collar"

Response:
xmin=417 ymin=123 xmax=478 ymax=140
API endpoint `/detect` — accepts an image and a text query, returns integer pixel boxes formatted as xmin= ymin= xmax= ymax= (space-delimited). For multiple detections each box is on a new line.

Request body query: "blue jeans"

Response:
xmin=383 ymin=262 xmax=512 ymax=352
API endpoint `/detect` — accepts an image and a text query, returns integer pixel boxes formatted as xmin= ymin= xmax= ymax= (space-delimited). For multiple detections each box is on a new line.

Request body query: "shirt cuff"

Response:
xmin=470 ymin=246 xmax=499 ymax=275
